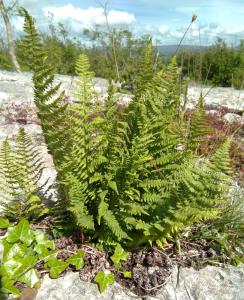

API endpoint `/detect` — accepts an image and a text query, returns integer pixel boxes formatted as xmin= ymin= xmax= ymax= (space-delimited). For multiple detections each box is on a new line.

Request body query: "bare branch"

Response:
xmin=0 ymin=0 xmax=21 ymax=72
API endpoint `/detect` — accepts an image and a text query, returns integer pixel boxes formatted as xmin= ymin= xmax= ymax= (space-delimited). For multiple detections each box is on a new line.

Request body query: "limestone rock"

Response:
xmin=185 ymin=85 xmax=244 ymax=112
xmin=0 ymin=70 xmax=243 ymax=112
xmin=149 ymin=265 xmax=244 ymax=300
xmin=223 ymin=112 xmax=243 ymax=123
xmin=35 ymin=272 xmax=135 ymax=300
xmin=34 ymin=265 xmax=244 ymax=300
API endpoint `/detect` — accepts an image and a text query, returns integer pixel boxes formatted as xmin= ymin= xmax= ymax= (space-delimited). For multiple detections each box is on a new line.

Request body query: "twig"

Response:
xmin=139 ymin=273 xmax=172 ymax=291
xmin=153 ymin=246 xmax=173 ymax=267
xmin=31 ymin=225 xmax=50 ymax=229
xmin=39 ymin=270 xmax=50 ymax=275
xmin=65 ymin=250 xmax=76 ymax=254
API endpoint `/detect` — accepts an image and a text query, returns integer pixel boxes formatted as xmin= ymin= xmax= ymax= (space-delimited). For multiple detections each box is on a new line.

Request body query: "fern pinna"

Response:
xmin=20 ymin=9 xmax=233 ymax=247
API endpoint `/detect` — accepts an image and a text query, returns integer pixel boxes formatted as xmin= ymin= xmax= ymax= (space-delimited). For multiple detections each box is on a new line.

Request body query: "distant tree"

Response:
xmin=97 ymin=0 xmax=120 ymax=81
xmin=232 ymin=40 xmax=244 ymax=89
xmin=178 ymin=37 xmax=243 ymax=89
xmin=205 ymin=38 xmax=236 ymax=86
xmin=0 ymin=0 xmax=21 ymax=72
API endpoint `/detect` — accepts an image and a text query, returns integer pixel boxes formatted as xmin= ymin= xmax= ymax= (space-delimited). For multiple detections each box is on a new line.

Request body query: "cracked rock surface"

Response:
xmin=35 ymin=265 xmax=244 ymax=300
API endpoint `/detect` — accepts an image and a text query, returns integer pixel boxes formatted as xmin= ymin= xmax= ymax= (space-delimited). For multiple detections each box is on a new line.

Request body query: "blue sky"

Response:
xmin=9 ymin=0 xmax=244 ymax=45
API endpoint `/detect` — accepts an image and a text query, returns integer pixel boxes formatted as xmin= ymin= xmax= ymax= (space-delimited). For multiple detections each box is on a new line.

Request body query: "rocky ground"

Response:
xmin=0 ymin=70 xmax=244 ymax=300
xmin=34 ymin=265 xmax=244 ymax=300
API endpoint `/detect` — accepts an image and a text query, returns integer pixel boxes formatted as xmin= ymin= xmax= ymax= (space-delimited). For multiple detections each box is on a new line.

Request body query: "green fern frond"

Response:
xmin=187 ymin=94 xmax=212 ymax=151
xmin=20 ymin=8 xmax=69 ymax=170
xmin=0 ymin=129 xmax=48 ymax=221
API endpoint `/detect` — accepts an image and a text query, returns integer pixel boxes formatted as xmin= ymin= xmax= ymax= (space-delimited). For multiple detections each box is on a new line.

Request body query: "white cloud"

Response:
xmin=43 ymin=4 xmax=136 ymax=27
xmin=158 ymin=25 xmax=169 ymax=35
xmin=108 ymin=10 xmax=136 ymax=24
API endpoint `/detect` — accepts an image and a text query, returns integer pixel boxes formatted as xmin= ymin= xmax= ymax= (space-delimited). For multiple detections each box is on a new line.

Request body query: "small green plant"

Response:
xmin=111 ymin=244 xmax=129 ymax=269
xmin=0 ymin=218 xmax=85 ymax=298
xmin=94 ymin=271 xmax=115 ymax=293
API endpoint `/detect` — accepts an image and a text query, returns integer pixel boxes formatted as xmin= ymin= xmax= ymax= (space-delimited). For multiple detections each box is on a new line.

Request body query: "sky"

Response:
xmin=6 ymin=0 xmax=244 ymax=45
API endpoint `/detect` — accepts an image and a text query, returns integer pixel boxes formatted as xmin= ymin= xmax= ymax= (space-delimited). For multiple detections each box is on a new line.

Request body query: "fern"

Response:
xmin=19 ymin=10 xmax=234 ymax=247
xmin=0 ymin=129 xmax=48 ymax=221
xmin=162 ymin=139 xmax=232 ymax=237
xmin=65 ymin=54 xmax=232 ymax=245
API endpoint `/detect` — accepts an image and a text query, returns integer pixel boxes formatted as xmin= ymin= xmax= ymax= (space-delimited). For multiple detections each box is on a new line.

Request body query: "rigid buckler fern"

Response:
xmin=20 ymin=8 xmax=233 ymax=247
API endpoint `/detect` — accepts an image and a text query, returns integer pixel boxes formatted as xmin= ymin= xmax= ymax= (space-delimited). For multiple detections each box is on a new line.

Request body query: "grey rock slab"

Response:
xmin=0 ymin=123 xmax=43 ymax=142
xmin=34 ymin=265 xmax=244 ymax=300
xmin=35 ymin=272 xmax=136 ymax=300
xmin=185 ymin=85 xmax=244 ymax=112
xmin=223 ymin=113 xmax=243 ymax=123
xmin=0 ymin=70 xmax=109 ymax=106
xmin=148 ymin=265 xmax=244 ymax=300
xmin=0 ymin=70 xmax=244 ymax=111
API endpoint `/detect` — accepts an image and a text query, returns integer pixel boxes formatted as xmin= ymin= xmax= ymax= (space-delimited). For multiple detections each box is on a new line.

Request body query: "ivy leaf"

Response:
xmin=1 ymin=277 xmax=21 ymax=297
xmin=2 ymin=239 xmax=27 ymax=262
xmin=13 ymin=256 xmax=37 ymax=277
xmin=34 ymin=230 xmax=55 ymax=249
xmin=19 ymin=268 xmax=39 ymax=288
xmin=46 ymin=258 xmax=68 ymax=279
xmin=67 ymin=250 xmax=85 ymax=270
xmin=0 ymin=258 xmax=22 ymax=277
xmin=94 ymin=271 xmax=115 ymax=293
xmin=111 ymin=245 xmax=129 ymax=269
xmin=33 ymin=230 xmax=46 ymax=243
xmin=7 ymin=219 xmax=34 ymax=246
xmin=0 ymin=218 xmax=10 ymax=228
xmin=35 ymin=245 xmax=57 ymax=261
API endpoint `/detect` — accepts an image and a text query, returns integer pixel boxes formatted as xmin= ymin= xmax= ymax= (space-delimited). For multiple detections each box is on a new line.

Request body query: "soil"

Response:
xmin=115 ymin=247 xmax=172 ymax=297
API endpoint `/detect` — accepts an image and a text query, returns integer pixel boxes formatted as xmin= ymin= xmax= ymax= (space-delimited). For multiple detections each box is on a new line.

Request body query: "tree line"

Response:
xmin=0 ymin=0 xmax=243 ymax=90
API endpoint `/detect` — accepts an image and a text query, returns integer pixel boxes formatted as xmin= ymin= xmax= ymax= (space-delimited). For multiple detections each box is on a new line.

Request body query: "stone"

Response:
xmin=33 ymin=265 xmax=244 ymax=300
xmin=0 ymin=115 xmax=5 ymax=124
xmin=35 ymin=272 xmax=135 ymax=300
xmin=0 ymin=70 xmax=243 ymax=111
xmin=148 ymin=265 xmax=244 ymax=300
xmin=207 ymin=109 xmax=219 ymax=115
xmin=185 ymin=84 xmax=244 ymax=112
xmin=223 ymin=113 xmax=243 ymax=123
